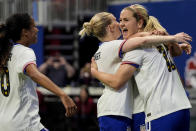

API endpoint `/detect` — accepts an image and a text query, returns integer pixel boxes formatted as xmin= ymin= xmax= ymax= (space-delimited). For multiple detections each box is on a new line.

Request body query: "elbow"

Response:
xmin=27 ymin=70 xmax=41 ymax=82
xmin=111 ymin=80 xmax=124 ymax=90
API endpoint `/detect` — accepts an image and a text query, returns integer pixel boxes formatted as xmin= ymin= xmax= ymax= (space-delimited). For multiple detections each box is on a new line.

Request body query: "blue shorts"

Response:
xmin=146 ymin=109 xmax=190 ymax=131
xmin=98 ymin=115 xmax=132 ymax=131
xmin=131 ymin=112 xmax=145 ymax=131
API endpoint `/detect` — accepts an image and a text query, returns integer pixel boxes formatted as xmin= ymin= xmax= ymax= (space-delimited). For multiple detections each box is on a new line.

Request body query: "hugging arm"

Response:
xmin=91 ymin=58 xmax=136 ymax=90
xmin=169 ymin=43 xmax=192 ymax=56
xmin=122 ymin=32 xmax=192 ymax=53
xmin=152 ymin=31 xmax=192 ymax=56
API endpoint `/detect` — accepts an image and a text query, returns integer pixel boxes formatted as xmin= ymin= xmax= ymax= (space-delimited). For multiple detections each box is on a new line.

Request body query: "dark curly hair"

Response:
xmin=0 ymin=13 xmax=32 ymax=69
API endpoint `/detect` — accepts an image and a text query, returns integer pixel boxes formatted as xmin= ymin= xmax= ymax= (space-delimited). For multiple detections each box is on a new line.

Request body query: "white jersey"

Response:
xmin=0 ymin=44 xmax=43 ymax=131
xmin=122 ymin=44 xmax=191 ymax=122
xmin=131 ymin=78 xmax=144 ymax=114
xmin=95 ymin=40 xmax=133 ymax=119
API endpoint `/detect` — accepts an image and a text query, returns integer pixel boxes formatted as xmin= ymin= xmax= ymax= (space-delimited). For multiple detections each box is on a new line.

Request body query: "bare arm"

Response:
xmin=152 ymin=30 xmax=183 ymax=56
xmin=91 ymin=58 xmax=136 ymax=90
xmin=168 ymin=42 xmax=192 ymax=56
xmin=26 ymin=64 xmax=77 ymax=117
xmin=179 ymin=43 xmax=192 ymax=54
xmin=122 ymin=32 xmax=192 ymax=53
xmin=159 ymin=32 xmax=191 ymax=57
xmin=168 ymin=42 xmax=183 ymax=57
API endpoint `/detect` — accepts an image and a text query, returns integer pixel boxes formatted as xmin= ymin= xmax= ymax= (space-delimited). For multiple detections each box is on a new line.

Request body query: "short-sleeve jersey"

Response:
xmin=0 ymin=44 xmax=43 ymax=131
xmin=95 ymin=40 xmax=133 ymax=119
xmin=122 ymin=44 xmax=191 ymax=122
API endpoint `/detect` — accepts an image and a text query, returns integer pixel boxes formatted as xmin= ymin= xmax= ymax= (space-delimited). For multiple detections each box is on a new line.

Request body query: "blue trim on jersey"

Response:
xmin=131 ymin=112 xmax=145 ymax=131
xmin=13 ymin=43 xmax=21 ymax=46
xmin=146 ymin=109 xmax=190 ymax=131
xmin=119 ymin=48 xmax=123 ymax=58
xmin=98 ymin=115 xmax=131 ymax=131
xmin=118 ymin=40 xmax=127 ymax=58
xmin=99 ymin=42 xmax=103 ymax=46
xmin=40 ymin=128 xmax=49 ymax=131
xmin=130 ymin=63 xmax=139 ymax=68
xmin=122 ymin=61 xmax=140 ymax=68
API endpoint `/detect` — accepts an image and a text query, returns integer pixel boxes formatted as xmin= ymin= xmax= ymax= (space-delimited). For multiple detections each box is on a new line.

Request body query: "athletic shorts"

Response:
xmin=131 ymin=112 xmax=145 ymax=131
xmin=146 ymin=109 xmax=190 ymax=131
xmin=98 ymin=115 xmax=131 ymax=131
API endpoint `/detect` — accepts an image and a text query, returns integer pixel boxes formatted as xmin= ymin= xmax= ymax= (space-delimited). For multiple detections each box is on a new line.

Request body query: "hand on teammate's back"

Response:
xmin=179 ymin=43 xmax=192 ymax=54
xmin=174 ymin=32 xmax=192 ymax=43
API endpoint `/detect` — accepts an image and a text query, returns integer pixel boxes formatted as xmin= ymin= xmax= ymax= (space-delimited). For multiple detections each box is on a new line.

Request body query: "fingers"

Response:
xmin=61 ymin=95 xmax=77 ymax=117
xmin=152 ymin=30 xmax=165 ymax=35
xmin=184 ymin=34 xmax=192 ymax=41
xmin=186 ymin=44 xmax=192 ymax=54
xmin=65 ymin=104 xmax=77 ymax=117
xmin=91 ymin=57 xmax=98 ymax=70
xmin=181 ymin=32 xmax=192 ymax=42
xmin=179 ymin=43 xmax=192 ymax=55
xmin=91 ymin=57 xmax=95 ymax=62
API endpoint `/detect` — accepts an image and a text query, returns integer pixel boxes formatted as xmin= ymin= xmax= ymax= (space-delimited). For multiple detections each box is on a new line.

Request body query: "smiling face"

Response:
xmin=119 ymin=9 xmax=140 ymax=39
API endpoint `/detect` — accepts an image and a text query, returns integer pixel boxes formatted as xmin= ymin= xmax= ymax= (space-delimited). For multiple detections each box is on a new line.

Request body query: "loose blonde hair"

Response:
xmin=79 ymin=12 xmax=113 ymax=40
xmin=124 ymin=4 xmax=167 ymax=33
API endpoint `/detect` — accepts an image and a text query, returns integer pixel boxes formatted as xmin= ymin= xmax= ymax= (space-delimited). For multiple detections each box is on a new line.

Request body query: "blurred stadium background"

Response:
xmin=0 ymin=0 xmax=195 ymax=131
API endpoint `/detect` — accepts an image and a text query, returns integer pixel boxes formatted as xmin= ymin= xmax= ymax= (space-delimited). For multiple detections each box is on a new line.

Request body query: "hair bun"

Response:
xmin=83 ymin=22 xmax=93 ymax=35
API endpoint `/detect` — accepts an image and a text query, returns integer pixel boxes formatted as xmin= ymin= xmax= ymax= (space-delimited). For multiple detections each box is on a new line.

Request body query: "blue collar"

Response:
xmin=99 ymin=42 xmax=103 ymax=46
xmin=13 ymin=43 xmax=21 ymax=46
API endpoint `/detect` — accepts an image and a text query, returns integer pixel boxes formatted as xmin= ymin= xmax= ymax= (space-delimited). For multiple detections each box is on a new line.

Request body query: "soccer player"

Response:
xmin=0 ymin=13 xmax=77 ymax=131
xmin=120 ymin=4 xmax=191 ymax=131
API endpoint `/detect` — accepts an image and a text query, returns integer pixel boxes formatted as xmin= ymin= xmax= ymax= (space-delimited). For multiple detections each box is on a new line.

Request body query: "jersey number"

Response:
xmin=157 ymin=45 xmax=176 ymax=72
xmin=0 ymin=67 xmax=10 ymax=97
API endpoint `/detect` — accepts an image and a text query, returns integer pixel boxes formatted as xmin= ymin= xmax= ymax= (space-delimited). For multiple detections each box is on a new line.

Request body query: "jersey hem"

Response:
xmin=133 ymin=110 xmax=144 ymax=114
xmin=145 ymin=105 xmax=192 ymax=122
xmin=98 ymin=112 xmax=132 ymax=119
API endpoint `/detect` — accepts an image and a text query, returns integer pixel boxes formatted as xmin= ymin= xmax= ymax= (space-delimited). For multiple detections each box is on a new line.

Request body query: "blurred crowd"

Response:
xmin=39 ymin=53 xmax=101 ymax=88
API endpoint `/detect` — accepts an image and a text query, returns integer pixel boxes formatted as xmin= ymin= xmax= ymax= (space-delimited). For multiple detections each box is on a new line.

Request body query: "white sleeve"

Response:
xmin=121 ymin=49 xmax=144 ymax=68
xmin=16 ymin=48 xmax=37 ymax=73
xmin=107 ymin=40 xmax=127 ymax=59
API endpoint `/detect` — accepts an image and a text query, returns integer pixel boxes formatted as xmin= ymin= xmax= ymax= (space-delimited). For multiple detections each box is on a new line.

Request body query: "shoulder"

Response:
xmin=13 ymin=44 xmax=34 ymax=54
xmin=125 ymin=48 xmax=144 ymax=54
xmin=102 ymin=40 xmax=124 ymax=46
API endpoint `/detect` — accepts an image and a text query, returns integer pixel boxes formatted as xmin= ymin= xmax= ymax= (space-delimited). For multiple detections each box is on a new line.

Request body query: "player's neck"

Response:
xmin=101 ymin=34 xmax=116 ymax=42
xmin=16 ymin=40 xmax=30 ymax=47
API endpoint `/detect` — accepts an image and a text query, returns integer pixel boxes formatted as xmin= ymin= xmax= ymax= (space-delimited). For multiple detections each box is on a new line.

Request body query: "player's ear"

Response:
xmin=108 ymin=24 xmax=115 ymax=33
xmin=137 ymin=19 xmax=144 ymax=30
xmin=106 ymin=25 xmax=111 ymax=33
xmin=21 ymin=29 xmax=28 ymax=38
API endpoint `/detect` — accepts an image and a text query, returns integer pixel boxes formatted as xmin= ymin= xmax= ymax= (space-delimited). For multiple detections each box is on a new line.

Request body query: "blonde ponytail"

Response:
xmin=144 ymin=16 xmax=167 ymax=33
xmin=79 ymin=22 xmax=93 ymax=37
xmin=79 ymin=12 xmax=112 ymax=40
